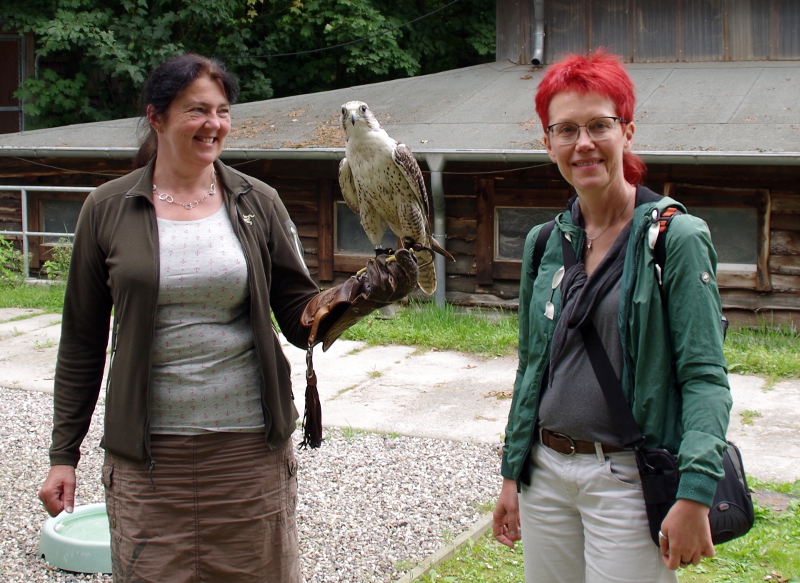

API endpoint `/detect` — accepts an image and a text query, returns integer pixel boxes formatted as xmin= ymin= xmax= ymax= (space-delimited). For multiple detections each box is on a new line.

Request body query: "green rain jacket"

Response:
xmin=501 ymin=186 xmax=732 ymax=507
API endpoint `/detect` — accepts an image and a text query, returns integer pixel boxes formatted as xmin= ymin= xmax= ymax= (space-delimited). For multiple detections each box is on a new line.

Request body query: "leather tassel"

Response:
xmin=300 ymin=304 xmax=330 ymax=449
xmin=301 ymin=369 xmax=323 ymax=449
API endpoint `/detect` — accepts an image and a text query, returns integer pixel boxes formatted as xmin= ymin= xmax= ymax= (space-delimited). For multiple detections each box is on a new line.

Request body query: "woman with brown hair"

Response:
xmin=38 ymin=53 xmax=417 ymax=581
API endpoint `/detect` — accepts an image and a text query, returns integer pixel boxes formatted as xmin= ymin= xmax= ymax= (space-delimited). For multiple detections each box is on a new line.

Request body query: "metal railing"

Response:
xmin=0 ymin=185 xmax=94 ymax=278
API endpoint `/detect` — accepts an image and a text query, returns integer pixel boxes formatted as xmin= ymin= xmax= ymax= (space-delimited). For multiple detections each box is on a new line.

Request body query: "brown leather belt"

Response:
xmin=540 ymin=428 xmax=625 ymax=456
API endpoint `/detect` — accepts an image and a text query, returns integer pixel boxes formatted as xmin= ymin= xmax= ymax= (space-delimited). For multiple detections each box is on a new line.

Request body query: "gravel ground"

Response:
xmin=0 ymin=387 xmax=501 ymax=582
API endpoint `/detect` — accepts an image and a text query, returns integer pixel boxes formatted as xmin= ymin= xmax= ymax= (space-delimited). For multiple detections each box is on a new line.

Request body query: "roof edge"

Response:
xmin=1 ymin=146 xmax=798 ymax=165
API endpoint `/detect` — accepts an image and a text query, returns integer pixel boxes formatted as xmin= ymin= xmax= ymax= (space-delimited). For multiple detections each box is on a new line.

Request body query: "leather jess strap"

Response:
xmin=540 ymin=428 xmax=625 ymax=456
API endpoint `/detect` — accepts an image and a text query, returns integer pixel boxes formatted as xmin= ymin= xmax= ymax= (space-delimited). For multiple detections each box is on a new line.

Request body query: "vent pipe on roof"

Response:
xmin=531 ymin=0 xmax=545 ymax=66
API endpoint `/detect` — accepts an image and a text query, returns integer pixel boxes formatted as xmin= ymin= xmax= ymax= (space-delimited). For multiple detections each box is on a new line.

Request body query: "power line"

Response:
xmin=9 ymin=156 xmax=554 ymax=179
xmin=219 ymin=0 xmax=462 ymax=59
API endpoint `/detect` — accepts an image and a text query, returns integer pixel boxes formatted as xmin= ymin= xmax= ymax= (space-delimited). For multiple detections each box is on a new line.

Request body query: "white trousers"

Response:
xmin=518 ymin=442 xmax=678 ymax=583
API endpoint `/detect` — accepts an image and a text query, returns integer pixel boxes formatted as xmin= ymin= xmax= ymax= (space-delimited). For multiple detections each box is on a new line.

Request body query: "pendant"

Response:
xmin=586 ymin=239 xmax=593 ymax=250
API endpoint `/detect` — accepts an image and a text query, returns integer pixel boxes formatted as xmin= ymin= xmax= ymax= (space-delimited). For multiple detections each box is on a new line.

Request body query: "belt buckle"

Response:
xmin=550 ymin=431 xmax=577 ymax=456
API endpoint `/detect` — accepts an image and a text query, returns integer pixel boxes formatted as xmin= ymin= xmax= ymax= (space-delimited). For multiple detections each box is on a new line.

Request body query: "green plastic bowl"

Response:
xmin=39 ymin=503 xmax=112 ymax=574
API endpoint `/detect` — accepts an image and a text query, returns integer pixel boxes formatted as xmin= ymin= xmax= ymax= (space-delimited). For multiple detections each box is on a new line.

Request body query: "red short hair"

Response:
xmin=535 ymin=49 xmax=646 ymax=185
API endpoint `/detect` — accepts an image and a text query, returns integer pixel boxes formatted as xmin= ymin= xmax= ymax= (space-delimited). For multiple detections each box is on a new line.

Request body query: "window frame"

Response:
xmin=475 ymin=178 xmax=570 ymax=284
xmin=663 ymin=182 xmax=771 ymax=291
xmin=27 ymin=191 xmax=85 ymax=269
xmin=324 ymin=193 xmax=402 ymax=277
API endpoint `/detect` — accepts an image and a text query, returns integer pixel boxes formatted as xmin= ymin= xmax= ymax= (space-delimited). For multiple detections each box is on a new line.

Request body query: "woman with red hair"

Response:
xmin=493 ymin=50 xmax=731 ymax=582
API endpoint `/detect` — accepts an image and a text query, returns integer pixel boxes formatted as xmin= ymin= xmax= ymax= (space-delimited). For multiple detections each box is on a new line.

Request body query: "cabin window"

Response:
xmin=334 ymin=201 xmax=396 ymax=255
xmin=41 ymin=199 xmax=82 ymax=244
xmin=475 ymin=180 xmax=570 ymax=284
xmin=21 ymin=192 xmax=85 ymax=270
xmin=687 ymin=206 xmax=759 ymax=265
xmin=666 ymin=183 xmax=770 ymax=292
xmin=494 ymin=207 xmax=562 ymax=261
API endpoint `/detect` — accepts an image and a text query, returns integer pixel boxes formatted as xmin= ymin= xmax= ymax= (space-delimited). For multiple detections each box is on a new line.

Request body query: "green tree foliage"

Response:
xmin=2 ymin=0 xmax=495 ymax=129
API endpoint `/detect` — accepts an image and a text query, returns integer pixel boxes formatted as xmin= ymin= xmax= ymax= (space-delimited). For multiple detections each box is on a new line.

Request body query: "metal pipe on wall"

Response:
xmin=425 ymin=153 xmax=447 ymax=308
xmin=531 ymin=0 xmax=545 ymax=66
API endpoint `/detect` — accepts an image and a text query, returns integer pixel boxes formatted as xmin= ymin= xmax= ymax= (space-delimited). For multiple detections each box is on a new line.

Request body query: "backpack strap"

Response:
xmin=531 ymin=220 xmax=556 ymax=281
xmin=654 ymin=207 xmax=683 ymax=279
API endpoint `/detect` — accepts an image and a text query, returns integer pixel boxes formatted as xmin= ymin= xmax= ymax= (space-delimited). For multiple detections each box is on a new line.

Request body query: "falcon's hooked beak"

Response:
xmin=348 ymin=111 xmax=358 ymax=126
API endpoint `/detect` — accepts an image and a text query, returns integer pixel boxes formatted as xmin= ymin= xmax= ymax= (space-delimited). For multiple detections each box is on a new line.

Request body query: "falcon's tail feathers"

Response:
xmin=416 ymin=249 xmax=436 ymax=294
xmin=430 ymin=236 xmax=455 ymax=262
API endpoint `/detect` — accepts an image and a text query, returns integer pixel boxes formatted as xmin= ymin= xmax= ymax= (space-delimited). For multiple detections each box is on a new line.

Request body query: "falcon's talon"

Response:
xmin=356 ymin=267 xmax=368 ymax=277
xmin=385 ymin=256 xmax=397 ymax=265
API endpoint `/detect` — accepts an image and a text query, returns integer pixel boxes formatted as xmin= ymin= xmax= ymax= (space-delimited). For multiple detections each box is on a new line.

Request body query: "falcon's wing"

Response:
xmin=392 ymin=144 xmax=429 ymax=215
xmin=338 ymin=157 xmax=360 ymax=214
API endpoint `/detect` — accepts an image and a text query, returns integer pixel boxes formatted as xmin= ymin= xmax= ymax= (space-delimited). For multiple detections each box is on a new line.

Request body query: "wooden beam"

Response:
xmin=756 ymin=189 xmax=772 ymax=291
xmin=493 ymin=261 xmax=523 ymax=281
xmin=770 ymin=230 xmax=800 ymax=256
xmin=771 ymin=214 xmax=800 ymax=231
xmin=717 ymin=268 xmax=757 ymax=289
xmin=475 ymin=178 xmax=494 ymax=286
xmin=724 ymin=308 xmax=798 ymax=329
xmin=769 ymin=255 xmax=800 ymax=276
xmin=771 ymin=274 xmax=800 ymax=293
xmin=771 ymin=192 xmax=800 ymax=214
xmin=317 ymin=179 xmax=333 ymax=282
xmin=720 ymin=289 xmax=800 ymax=311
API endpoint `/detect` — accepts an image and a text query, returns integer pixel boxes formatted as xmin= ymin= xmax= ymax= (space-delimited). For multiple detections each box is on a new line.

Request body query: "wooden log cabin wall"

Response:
xmin=1 ymin=155 xmax=798 ymax=327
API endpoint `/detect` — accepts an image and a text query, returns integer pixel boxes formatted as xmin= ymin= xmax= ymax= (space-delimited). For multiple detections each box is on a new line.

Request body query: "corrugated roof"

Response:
xmin=1 ymin=60 xmax=799 ymax=163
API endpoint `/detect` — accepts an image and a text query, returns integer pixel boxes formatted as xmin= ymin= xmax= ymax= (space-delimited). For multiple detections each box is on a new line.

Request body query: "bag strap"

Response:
xmin=531 ymin=220 xmax=556 ymax=281
xmin=558 ymin=232 xmax=644 ymax=448
xmin=654 ymin=207 xmax=683 ymax=276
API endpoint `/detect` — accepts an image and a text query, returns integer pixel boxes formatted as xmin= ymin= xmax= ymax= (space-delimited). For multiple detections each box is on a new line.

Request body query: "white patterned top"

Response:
xmin=150 ymin=205 xmax=265 ymax=434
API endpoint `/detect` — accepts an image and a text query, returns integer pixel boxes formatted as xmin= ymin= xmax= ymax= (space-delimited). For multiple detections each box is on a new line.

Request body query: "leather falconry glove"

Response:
xmin=298 ymin=249 xmax=419 ymax=449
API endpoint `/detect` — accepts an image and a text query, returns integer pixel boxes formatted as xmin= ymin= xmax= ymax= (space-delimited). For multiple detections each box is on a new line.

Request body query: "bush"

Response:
xmin=42 ymin=239 xmax=73 ymax=281
xmin=0 ymin=236 xmax=27 ymax=284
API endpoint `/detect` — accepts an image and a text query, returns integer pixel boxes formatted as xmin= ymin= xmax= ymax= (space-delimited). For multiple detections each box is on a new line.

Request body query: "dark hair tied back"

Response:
xmin=133 ymin=53 xmax=239 ymax=169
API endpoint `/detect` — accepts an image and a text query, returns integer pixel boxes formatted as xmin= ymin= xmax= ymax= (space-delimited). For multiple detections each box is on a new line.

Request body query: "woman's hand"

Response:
xmin=659 ymin=499 xmax=714 ymax=570
xmin=493 ymin=477 xmax=522 ymax=548
xmin=38 ymin=465 xmax=77 ymax=517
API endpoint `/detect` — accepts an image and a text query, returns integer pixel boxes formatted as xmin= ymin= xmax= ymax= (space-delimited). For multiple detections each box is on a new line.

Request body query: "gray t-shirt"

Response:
xmin=538 ymin=223 xmax=631 ymax=447
xmin=150 ymin=205 xmax=265 ymax=434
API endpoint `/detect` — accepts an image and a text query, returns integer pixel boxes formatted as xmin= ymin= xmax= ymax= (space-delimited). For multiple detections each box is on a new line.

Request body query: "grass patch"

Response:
xmin=33 ymin=338 xmax=56 ymax=350
xmin=0 ymin=282 xmax=66 ymax=314
xmin=739 ymin=409 xmax=763 ymax=426
xmin=725 ymin=323 xmax=800 ymax=381
xmin=332 ymin=385 xmax=358 ymax=399
xmin=341 ymin=301 xmax=518 ymax=358
xmin=339 ymin=426 xmax=367 ymax=440
xmin=416 ymin=481 xmax=800 ymax=583
xmin=415 ymin=535 xmax=522 ymax=583
xmin=2 ymin=282 xmax=799 ymax=382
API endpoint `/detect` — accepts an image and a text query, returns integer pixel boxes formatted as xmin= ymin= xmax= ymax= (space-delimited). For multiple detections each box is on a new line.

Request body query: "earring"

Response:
xmin=157 ymin=128 xmax=164 ymax=134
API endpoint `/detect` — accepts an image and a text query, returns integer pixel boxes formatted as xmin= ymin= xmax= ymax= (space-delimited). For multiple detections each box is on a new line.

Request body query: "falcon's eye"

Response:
xmin=341 ymin=107 xmax=346 ymax=116
xmin=360 ymin=105 xmax=367 ymax=113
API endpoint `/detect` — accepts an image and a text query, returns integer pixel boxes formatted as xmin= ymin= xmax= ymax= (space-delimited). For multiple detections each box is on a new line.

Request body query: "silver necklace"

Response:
xmin=153 ymin=170 xmax=217 ymax=210
xmin=585 ymin=189 xmax=633 ymax=250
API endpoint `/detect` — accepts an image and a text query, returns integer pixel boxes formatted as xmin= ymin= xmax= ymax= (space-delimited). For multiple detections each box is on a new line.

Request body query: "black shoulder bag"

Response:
xmin=554 ymin=223 xmax=754 ymax=547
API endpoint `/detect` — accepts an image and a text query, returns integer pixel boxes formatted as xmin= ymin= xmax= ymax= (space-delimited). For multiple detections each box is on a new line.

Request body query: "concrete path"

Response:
xmin=2 ymin=308 xmax=798 ymax=483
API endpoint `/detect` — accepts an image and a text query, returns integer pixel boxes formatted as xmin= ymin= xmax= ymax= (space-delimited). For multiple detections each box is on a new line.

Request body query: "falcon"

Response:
xmin=338 ymin=101 xmax=454 ymax=294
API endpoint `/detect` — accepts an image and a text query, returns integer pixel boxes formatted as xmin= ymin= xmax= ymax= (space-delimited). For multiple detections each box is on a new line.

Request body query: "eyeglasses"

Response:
xmin=547 ymin=117 xmax=629 ymax=145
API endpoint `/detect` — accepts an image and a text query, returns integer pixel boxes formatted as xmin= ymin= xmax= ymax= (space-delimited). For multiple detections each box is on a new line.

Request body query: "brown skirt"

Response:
xmin=102 ymin=433 xmax=299 ymax=583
